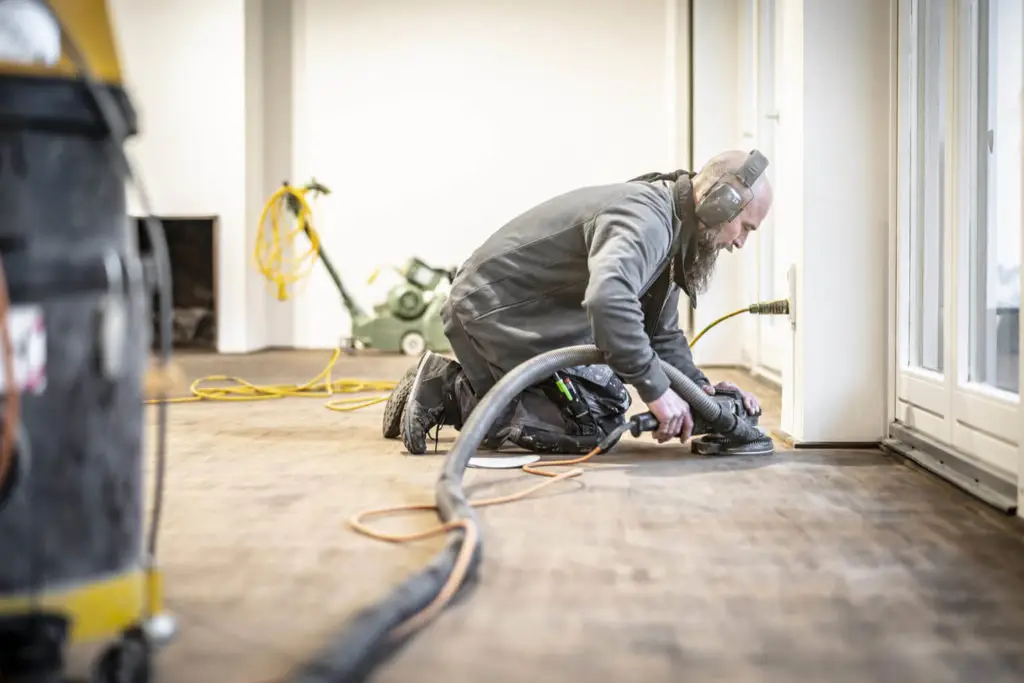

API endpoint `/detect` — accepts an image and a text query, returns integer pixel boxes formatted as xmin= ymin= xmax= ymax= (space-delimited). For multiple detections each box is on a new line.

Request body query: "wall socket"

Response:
xmin=787 ymin=264 xmax=797 ymax=330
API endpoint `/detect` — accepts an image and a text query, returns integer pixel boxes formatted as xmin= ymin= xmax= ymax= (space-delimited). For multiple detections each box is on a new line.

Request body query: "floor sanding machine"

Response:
xmin=259 ymin=182 xmax=455 ymax=356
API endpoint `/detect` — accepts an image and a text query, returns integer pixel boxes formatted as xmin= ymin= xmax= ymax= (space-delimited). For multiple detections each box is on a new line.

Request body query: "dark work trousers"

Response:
xmin=441 ymin=299 xmax=632 ymax=454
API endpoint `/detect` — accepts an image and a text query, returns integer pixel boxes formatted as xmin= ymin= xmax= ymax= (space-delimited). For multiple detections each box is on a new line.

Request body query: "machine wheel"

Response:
xmin=93 ymin=630 xmax=151 ymax=683
xmin=400 ymin=331 xmax=426 ymax=357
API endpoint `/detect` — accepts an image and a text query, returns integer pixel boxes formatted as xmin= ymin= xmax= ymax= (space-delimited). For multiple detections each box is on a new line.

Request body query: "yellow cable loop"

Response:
xmin=254 ymin=184 xmax=321 ymax=302
xmin=144 ymin=184 xmax=397 ymax=410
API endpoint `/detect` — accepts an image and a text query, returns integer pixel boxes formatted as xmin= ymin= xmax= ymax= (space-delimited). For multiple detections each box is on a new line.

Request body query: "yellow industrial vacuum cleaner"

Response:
xmin=0 ymin=1 xmax=176 ymax=681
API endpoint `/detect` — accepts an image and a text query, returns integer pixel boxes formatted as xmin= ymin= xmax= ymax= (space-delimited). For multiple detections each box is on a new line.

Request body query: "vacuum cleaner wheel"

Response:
xmin=93 ymin=629 xmax=151 ymax=683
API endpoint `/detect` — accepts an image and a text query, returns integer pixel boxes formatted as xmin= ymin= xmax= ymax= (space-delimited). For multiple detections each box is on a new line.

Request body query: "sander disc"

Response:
xmin=468 ymin=455 xmax=541 ymax=469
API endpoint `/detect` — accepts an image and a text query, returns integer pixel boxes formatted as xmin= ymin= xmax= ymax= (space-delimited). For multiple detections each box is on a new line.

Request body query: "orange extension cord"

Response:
xmin=348 ymin=439 xmax=610 ymax=640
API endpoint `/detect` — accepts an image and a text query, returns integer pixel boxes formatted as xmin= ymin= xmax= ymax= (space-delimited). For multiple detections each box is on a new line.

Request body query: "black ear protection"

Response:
xmin=693 ymin=149 xmax=769 ymax=227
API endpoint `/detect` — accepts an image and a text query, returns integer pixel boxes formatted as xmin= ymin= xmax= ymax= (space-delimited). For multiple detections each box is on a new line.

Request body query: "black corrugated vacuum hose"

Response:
xmin=291 ymin=344 xmax=763 ymax=683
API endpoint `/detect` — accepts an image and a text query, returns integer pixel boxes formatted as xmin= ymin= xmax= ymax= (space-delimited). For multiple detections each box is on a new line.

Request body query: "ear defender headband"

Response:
xmin=693 ymin=149 xmax=769 ymax=227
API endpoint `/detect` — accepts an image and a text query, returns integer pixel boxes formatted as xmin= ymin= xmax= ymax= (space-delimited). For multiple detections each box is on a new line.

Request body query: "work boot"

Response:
xmin=402 ymin=351 xmax=462 ymax=455
xmin=381 ymin=363 xmax=418 ymax=439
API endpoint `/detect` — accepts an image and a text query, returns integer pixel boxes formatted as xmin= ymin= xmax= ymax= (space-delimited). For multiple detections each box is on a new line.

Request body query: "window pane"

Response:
xmin=909 ymin=0 xmax=946 ymax=373
xmin=968 ymin=0 xmax=1022 ymax=394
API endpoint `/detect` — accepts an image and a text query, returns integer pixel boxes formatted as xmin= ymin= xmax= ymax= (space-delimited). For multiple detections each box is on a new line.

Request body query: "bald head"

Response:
xmin=674 ymin=150 xmax=773 ymax=296
xmin=692 ymin=150 xmax=773 ymax=252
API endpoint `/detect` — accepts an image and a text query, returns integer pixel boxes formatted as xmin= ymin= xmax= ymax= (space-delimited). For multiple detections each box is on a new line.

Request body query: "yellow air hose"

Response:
xmin=144 ymin=183 xmax=397 ymax=411
xmin=690 ymin=298 xmax=791 ymax=346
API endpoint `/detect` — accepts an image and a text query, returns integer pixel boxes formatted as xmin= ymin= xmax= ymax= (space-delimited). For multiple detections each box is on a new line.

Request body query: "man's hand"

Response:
xmin=645 ymin=388 xmax=694 ymax=443
xmin=702 ymin=380 xmax=760 ymax=415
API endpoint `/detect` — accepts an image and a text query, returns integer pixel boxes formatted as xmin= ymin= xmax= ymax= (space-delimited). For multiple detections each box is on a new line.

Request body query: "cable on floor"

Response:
xmin=348 ymin=439 xmax=608 ymax=639
xmin=143 ymin=348 xmax=397 ymax=413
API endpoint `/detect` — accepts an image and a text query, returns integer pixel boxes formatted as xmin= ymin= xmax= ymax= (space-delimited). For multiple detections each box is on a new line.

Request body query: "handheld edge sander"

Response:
xmin=625 ymin=385 xmax=775 ymax=456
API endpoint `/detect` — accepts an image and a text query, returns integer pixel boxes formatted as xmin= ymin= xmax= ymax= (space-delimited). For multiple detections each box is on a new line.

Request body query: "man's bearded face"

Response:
xmin=682 ymin=224 xmax=724 ymax=296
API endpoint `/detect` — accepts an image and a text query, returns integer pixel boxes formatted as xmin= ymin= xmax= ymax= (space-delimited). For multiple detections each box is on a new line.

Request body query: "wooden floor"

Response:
xmin=73 ymin=350 xmax=1024 ymax=683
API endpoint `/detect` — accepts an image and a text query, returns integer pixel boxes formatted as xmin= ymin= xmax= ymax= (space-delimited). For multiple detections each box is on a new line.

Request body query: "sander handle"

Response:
xmin=628 ymin=412 xmax=660 ymax=437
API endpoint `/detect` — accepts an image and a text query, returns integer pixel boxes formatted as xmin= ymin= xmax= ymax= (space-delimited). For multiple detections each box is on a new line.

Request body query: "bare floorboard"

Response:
xmin=69 ymin=350 xmax=1023 ymax=683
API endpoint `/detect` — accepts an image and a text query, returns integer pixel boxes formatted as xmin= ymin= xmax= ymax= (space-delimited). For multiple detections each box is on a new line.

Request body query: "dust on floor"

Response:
xmin=90 ymin=350 xmax=1024 ymax=683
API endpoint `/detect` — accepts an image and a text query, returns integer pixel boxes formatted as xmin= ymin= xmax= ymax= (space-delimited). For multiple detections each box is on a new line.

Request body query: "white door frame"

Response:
xmin=1019 ymin=56 xmax=1024 ymax=517
xmin=755 ymin=0 xmax=786 ymax=378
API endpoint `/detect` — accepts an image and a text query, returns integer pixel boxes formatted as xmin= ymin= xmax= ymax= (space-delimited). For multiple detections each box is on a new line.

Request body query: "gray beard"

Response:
xmin=681 ymin=228 xmax=722 ymax=296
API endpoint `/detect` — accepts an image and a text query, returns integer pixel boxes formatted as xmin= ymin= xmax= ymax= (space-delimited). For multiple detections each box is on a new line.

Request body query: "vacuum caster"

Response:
xmin=143 ymin=613 xmax=178 ymax=649
xmin=92 ymin=629 xmax=151 ymax=683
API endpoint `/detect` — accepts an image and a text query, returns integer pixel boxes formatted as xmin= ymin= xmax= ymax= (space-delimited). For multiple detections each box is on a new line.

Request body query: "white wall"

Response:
xmin=245 ymin=0 xmax=268 ymax=351
xmin=289 ymin=0 xmax=690 ymax=348
xmin=261 ymin=0 xmax=297 ymax=348
xmin=109 ymin=0 xmax=264 ymax=353
xmin=779 ymin=0 xmax=891 ymax=442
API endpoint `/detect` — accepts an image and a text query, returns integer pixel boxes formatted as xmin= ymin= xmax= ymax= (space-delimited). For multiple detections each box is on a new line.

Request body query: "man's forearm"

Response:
xmin=586 ymin=286 xmax=672 ymax=403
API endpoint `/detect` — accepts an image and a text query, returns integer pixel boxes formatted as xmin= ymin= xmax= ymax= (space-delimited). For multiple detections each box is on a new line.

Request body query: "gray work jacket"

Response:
xmin=446 ymin=177 xmax=710 ymax=404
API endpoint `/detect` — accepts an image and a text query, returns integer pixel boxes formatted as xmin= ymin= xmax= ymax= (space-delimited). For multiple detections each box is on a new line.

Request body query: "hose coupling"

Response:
xmin=748 ymin=298 xmax=790 ymax=316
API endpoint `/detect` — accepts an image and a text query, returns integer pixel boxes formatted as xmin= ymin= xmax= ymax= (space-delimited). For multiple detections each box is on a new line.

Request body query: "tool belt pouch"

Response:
xmin=541 ymin=365 xmax=632 ymax=438
xmin=506 ymin=426 xmax=603 ymax=455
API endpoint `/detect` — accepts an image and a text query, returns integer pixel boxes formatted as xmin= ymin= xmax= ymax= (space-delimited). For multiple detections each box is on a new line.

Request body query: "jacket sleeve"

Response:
xmin=583 ymin=190 xmax=675 ymax=403
xmin=650 ymin=286 xmax=711 ymax=388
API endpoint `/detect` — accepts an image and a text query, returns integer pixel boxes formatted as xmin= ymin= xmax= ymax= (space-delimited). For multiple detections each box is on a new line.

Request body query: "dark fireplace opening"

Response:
xmin=135 ymin=216 xmax=217 ymax=350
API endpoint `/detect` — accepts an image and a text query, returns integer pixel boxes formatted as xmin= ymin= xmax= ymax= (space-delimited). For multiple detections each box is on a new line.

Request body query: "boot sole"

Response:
xmin=402 ymin=351 xmax=435 ymax=455
xmin=381 ymin=366 xmax=417 ymax=439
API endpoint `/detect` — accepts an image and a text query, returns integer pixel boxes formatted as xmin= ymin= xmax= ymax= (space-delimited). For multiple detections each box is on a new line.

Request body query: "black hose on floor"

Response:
xmin=291 ymin=344 xmax=762 ymax=683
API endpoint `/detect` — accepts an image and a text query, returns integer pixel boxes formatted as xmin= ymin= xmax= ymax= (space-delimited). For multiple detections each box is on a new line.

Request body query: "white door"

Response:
xmin=894 ymin=0 xmax=1022 ymax=482
xmin=737 ymin=0 xmax=788 ymax=378
xmin=752 ymin=0 xmax=788 ymax=377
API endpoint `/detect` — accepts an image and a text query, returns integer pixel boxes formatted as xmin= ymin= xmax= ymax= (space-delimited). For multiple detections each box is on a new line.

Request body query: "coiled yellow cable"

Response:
xmin=253 ymin=183 xmax=322 ymax=302
xmin=145 ymin=184 xmax=397 ymax=410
